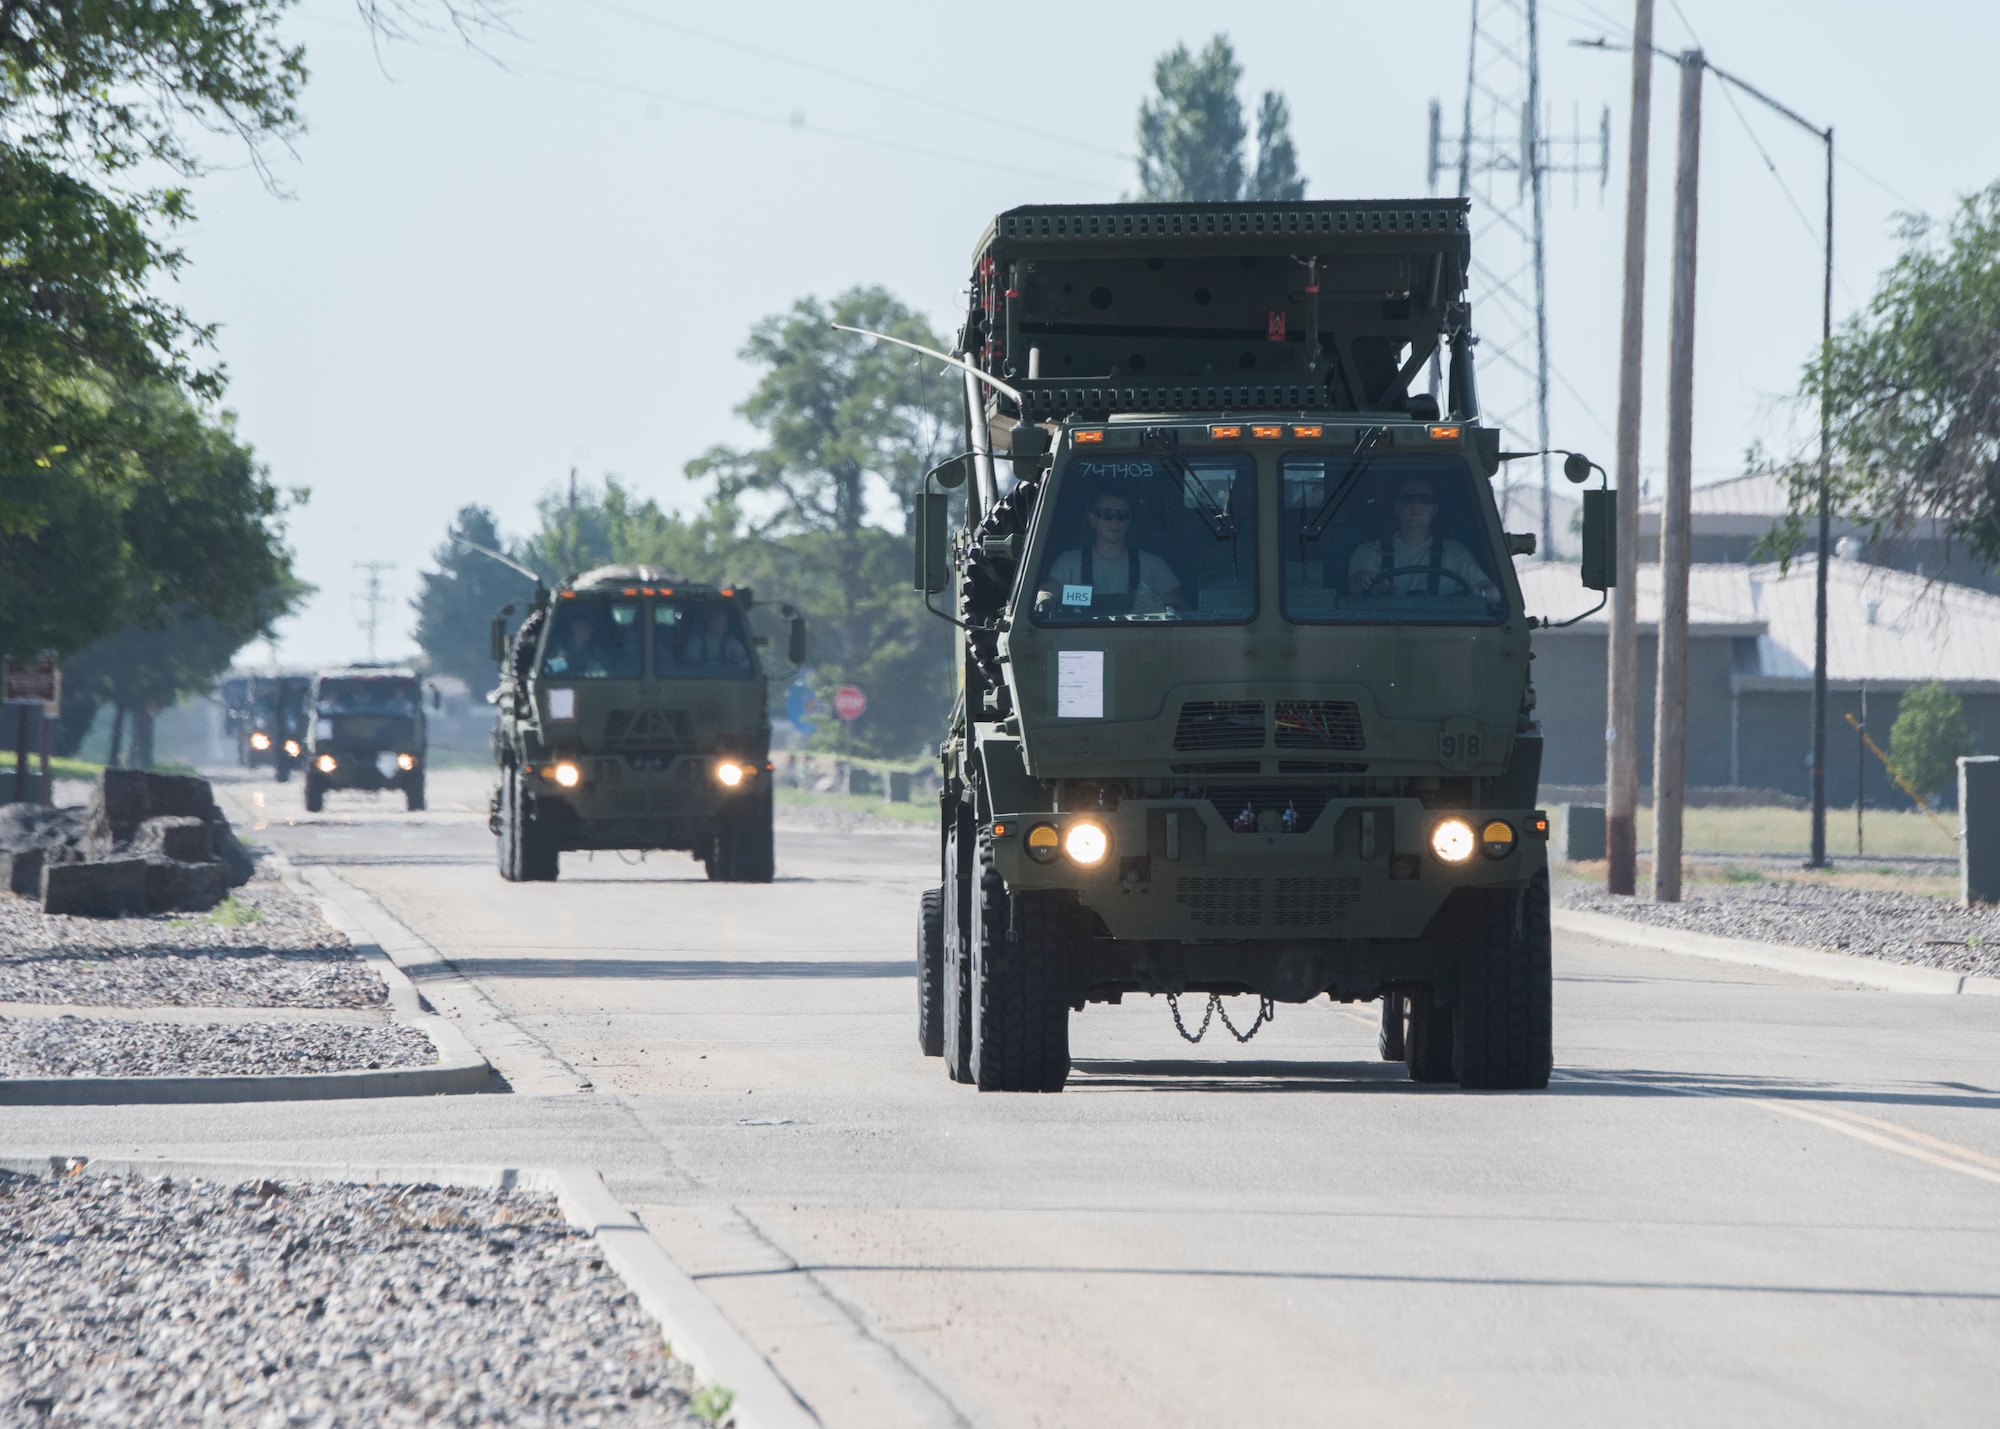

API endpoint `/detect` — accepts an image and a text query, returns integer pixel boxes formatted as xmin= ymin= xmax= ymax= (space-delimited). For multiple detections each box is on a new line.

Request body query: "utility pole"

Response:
xmin=1856 ymin=681 xmax=1867 ymax=857
xmin=1809 ymin=132 xmax=1836 ymax=868
xmin=1605 ymin=0 xmax=1654 ymax=897
xmin=353 ymin=561 xmax=396 ymax=664
xmin=1652 ymin=49 xmax=1702 ymax=905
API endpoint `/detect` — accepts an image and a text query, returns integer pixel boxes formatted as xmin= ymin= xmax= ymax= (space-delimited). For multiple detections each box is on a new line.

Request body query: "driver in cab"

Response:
xmin=1036 ymin=489 xmax=1184 ymax=617
xmin=545 ymin=610 xmax=616 ymax=677
xmin=1348 ymin=474 xmax=1499 ymax=602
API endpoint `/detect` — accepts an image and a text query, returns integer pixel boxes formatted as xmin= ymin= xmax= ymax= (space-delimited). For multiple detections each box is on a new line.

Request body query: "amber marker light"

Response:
xmin=992 ymin=822 xmax=1009 ymax=837
xmin=1481 ymin=819 xmax=1517 ymax=859
xmin=1430 ymin=817 xmax=1476 ymax=863
xmin=1025 ymin=823 xmax=1060 ymax=864
xmin=1292 ymin=425 xmax=1324 ymax=439
xmin=1074 ymin=429 xmax=1106 ymax=444
xmin=1429 ymin=425 xmax=1462 ymax=440
xmin=1250 ymin=424 xmax=1282 ymax=440
xmin=1208 ymin=425 xmax=1242 ymax=439
xmin=1532 ymin=815 xmax=1550 ymax=836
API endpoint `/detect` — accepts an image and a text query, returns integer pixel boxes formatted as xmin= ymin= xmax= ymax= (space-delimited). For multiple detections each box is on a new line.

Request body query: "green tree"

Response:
xmin=412 ymin=505 xmax=537 ymax=688
xmin=1890 ymin=680 xmax=1974 ymax=806
xmin=1774 ymin=182 xmax=2000 ymax=569
xmin=1135 ymin=37 xmax=1306 ymax=203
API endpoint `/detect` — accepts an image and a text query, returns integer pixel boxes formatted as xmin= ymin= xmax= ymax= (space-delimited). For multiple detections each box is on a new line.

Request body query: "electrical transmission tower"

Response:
xmin=352 ymin=561 xmax=397 ymax=663
xmin=1429 ymin=0 xmax=1608 ymax=556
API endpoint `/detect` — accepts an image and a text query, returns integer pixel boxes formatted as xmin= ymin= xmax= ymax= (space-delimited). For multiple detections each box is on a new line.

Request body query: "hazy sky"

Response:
xmin=168 ymin=0 xmax=2000 ymax=666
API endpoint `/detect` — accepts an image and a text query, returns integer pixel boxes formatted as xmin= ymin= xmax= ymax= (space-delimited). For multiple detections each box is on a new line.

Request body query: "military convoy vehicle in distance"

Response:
xmin=487 ymin=565 xmax=806 ymax=884
xmin=906 ymin=198 xmax=1614 ymax=1093
xmin=304 ymin=666 xmax=433 ymax=813
xmin=226 ymin=674 xmax=310 ymax=781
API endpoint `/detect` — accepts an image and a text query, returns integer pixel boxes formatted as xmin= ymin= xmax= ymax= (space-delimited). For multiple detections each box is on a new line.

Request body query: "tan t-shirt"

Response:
xmin=1043 ymin=547 xmax=1180 ymax=614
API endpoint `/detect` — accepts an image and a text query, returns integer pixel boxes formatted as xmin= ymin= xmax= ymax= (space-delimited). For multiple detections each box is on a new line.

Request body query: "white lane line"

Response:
xmin=1558 ymin=1070 xmax=2000 ymax=1189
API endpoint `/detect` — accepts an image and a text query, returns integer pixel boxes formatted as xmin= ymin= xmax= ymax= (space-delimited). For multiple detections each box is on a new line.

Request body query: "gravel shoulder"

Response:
xmin=0 ymin=1170 xmax=704 ymax=1426
xmin=1561 ymin=880 xmax=2000 ymax=979
xmin=0 ymin=1017 xmax=434 ymax=1079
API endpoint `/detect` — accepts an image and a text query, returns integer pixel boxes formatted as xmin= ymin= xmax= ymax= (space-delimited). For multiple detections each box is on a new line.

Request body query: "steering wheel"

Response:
xmin=1365 ymin=565 xmax=1476 ymax=596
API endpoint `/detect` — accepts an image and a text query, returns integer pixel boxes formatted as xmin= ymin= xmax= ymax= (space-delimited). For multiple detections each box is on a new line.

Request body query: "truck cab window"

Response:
xmin=1030 ymin=453 xmax=1256 ymax=625
xmin=541 ymin=602 xmax=643 ymax=679
xmin=654 ymin=601 xmax=755 ymax=679
xmin=1281 ymin=455 xmax=1506 ymax=625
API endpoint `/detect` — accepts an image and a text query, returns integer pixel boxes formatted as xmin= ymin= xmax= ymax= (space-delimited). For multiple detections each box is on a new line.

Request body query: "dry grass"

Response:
xmin=1555 ymin=803 xmax=1958 ymax=859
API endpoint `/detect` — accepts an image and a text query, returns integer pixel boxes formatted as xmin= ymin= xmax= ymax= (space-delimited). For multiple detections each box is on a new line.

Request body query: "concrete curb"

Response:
xmin=0 ymin=1153 xmax=816 ymax=1429
xmin=1555 ymin=906 xmax=2000 ymax=996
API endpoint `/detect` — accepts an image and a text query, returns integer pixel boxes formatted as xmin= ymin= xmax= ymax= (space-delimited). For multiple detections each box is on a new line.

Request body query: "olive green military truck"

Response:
xmin=487 ymin=565 xmax=806 ymax=883
xmin=902 ymin=199 xmax=1614 ymax=1093
xmin=304 ymin=666 xmax=430 ymax=812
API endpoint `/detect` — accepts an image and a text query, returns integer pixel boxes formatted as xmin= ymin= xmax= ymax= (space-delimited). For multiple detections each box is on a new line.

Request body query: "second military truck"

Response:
xmin=910 ymin=198 xmax=1614 ymax=1093
xmin=489 ymin=565 xmax=805 ymax=883
xmin=304 ymin=666 xmax=431 ymax=812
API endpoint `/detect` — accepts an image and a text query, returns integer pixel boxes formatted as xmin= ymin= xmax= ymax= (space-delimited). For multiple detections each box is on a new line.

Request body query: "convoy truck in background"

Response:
xmin=487 ymin=565 xmax=805 ymax=884
xmin=304 ymin=666 xmax=431 ymax=813
xmin=227 ymin=673 xmax=311 ymax=782
xmin=907 ymin=199 xmax=1614 ymax=1092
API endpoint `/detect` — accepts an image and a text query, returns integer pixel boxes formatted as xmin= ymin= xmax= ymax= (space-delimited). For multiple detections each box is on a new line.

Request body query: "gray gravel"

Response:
xmin=1563 ymin=882 xmax=2000 ymax=978
xmin=0 ymin=1017 xmax=435 ymax=1078
xmin=0 ymin=872 xmax=387 ymax=1010
xmin=0 ymin=1170 xmax=704 ymax=1426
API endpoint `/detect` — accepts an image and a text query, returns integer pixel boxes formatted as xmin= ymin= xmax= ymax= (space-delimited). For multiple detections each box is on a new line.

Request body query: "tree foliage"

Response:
xmin=1890 ymin=680 xmax=1975 ymax=804
xmin=411 ymin=504 xmax=537 ymax=689
xmin=1135 ymin=36 xmax=1305 ymax=203
xmin=1775 ymin=182 xmax=2000 ymax=570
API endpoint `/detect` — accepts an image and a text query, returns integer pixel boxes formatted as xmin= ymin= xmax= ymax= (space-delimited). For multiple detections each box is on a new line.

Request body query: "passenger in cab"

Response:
xmin=681 ymin=603 xmax=751 ymax=674
xmin=1347 ymin=474 xmax=1499 ymax=602
xmin=1036 ymin=489 xmax=1185 ymax=617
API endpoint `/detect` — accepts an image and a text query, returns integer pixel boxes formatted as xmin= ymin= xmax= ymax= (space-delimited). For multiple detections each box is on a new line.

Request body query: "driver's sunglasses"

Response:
xmin=1090 ymin=507 xmax=1133 ymax=522
xmin=1396 ymin=494 xmax=1439 ymax=507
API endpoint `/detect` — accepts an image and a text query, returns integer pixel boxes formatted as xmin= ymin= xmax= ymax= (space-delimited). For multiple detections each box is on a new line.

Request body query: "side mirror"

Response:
xmin=928 ymin=455 xmax=969 ymax=490
xmin=788 ymin=613 xmax=807 ymax=666
xmin=490 ymin=614 xmax=509 ymax=664
xmin=913 ymin=491 xmax=951 ymax=594
xmin=1564 ymin=452 xmax=1594 ymax=485
xmin=431 ymin=684 xmax=443 ymax=711
xmin=1581 ymin=489 xmax=1617 ymax=591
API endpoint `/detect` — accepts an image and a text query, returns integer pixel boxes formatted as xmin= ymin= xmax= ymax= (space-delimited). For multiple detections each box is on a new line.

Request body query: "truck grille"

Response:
xmin=1173 ymin=701 xmax=1264 ymax=751
xmin=1206 ymin=786 xmax=1333 ymax=833
xmin=1176 ymin=877 xmax=1264 ymax=928
xmin=1271 ymin=877 xmax=1363 ymax=926
xmin=603 ymin=709 xmax=697 ymax=751
xmin=1273 ymin=701 xmax=1365 ymax=751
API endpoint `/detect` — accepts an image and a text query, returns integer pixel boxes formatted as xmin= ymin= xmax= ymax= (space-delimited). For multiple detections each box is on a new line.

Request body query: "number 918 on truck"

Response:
xmin=893 ymin=199 xmax=1615 ymax=1093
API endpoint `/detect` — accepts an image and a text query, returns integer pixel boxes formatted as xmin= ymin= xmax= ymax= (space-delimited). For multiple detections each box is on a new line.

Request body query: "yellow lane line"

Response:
xmin=1749 ymin=1100 xmax=2000 ymax=1183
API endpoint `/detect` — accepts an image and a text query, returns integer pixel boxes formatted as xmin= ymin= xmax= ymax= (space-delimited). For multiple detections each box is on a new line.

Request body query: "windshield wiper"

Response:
xmin=1299 ymin=425 xmax=1389 ymax=542
xmin=1141 ymin=428 xmax=1235 ymax=541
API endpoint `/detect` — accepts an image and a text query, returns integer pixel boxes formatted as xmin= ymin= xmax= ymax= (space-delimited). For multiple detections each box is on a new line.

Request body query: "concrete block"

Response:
xmin=133 ymin=816 xmax=213 ymax=863
xmin=42 ymin=858 xmax=149 ymax=918
xmin=844 ymin=767 xmax=878 ymax=797
xmin=1 ymin=848 xmax=43 ymax=898
xmin=142 ymin=857 xmax=229 ymax=913
xmin=1561 ymin=803 xmax=1607 ymax=862
xmin=887 ymin=771 xmax=913 ymax=803
xmin=1960 ymin=757 xmax=2000 ymax=906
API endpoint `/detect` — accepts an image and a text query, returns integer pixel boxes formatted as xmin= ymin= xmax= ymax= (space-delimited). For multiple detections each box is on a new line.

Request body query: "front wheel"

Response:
xmin=1404 ymin=987 xmax=1455 ymax=1084
xmin=499 ymin=768 xmax=559 ymax=882
xmin=303 ymin=773 xmax=325 ymax=814
xmin=405 ymin=773 xmax=426 ymax=812
xmin=967 ymin=833 xmax=1072 ymax=1093
xmin=1454 ymin=869 xmax=1553 ymax=1090
xmin=274 ymin=758 xmax=292 ymax=784
xmin=704 ymin=785 xmax=774 ymax=883
xmin=917 ymin=886 xmax=945 ymax=1057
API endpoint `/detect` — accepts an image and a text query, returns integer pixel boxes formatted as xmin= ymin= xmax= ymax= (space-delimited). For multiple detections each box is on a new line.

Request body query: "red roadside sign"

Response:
xmin=833 ymin=685 xmax=867 ymax=721
xmin=2 ymin=652 xmax=57 ymax=707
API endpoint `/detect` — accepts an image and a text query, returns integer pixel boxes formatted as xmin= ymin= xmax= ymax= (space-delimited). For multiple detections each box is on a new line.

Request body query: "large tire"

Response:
xmin=968 ymin=833 xmax=1072 ymax=1092
xmin=303 ymin=773 xmax=325 ymax=814
xmin=501 ymin=769 xmax=560 ymax=882
xmin=704 ymin=786 xmax=775 ymax=883
xmin=497 ymin=768 xmax=523 ymax=881
xmin=1378 ymin=993 xmax=1406 ymax=1061
xmin=1454 ymin=868 xmax=1553 ymax=1090
xmin=405 ymin=773 xmax=427 ymax=812
xmin=941 ymin=808 xmax=973 ymax=1083
xmin=917 ymin=886 xmax=946 ymax=1057
xmin=1404 ymin=987 xmax=1456 ymax=1084
xmin=274 ymin=758 xmax=292 ymax=784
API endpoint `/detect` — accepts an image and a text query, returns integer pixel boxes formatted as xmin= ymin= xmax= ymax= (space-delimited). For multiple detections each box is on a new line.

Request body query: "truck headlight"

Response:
xmin=1430 ymin=818 xmax=1476 ymax=863
xmin=315 ymin=754 xmax=337 ymax=773
xmin=283 ymin=740 xmax=300 ymax=757
xmin=715 ymin=760 xmax=745 ymax=787
xmin=553 ymin=762 xmax=581 ymax=788
xmin=249 ymin=732 xmax=270 ymax=750
xmin=1481 ymin=819 xmax=1517 ymax=859
xmin=1025 ymin=823 xmax=1060 ymax=863
xmin=396 ymin=753 xmax=417 ymax=771
xmin=1064 ymin=820 xmax=1110 ymax=866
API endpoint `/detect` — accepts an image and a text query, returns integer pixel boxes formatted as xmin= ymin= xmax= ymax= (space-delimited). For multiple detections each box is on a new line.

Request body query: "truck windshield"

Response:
xmin=541 ymin=601 xmax=644 ymax=679
xmin=318 ymin=678 xmax=419 ymax=715
xmin=652 ymin=600 xmax=755 ymax=679
xmin=1280 ymin=454 xmax=1507 ymax=625
xmin=1029 ymin=453 xmax=1256 ymax=625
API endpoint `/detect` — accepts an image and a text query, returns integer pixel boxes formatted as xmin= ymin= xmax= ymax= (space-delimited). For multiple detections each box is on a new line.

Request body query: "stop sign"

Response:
xmin=833 ymin=685 xmax=867 ymax=721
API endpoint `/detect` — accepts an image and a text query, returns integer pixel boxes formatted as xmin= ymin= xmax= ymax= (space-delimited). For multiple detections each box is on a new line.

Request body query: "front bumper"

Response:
xmin=991 ymin=798 xmax=1547 ymax=942
xmin=309 ymin=750 xmax=421 ymax=790
xmin=520 ymin=754 xmax=766 ymax=848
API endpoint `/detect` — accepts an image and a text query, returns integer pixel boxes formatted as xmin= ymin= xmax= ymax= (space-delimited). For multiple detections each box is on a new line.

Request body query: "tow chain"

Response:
xmin=1166 ymin=992 xmax=1276 ymax=1044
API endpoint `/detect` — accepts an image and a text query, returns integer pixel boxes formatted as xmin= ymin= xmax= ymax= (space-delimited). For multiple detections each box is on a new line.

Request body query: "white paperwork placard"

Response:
xmin=1056 ymin=650 xmax=1104 ymax=719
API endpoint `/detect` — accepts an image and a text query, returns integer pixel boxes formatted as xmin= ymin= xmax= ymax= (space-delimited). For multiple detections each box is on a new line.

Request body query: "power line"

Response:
xmin=571 ymin=0 xmax=1137 ymax=164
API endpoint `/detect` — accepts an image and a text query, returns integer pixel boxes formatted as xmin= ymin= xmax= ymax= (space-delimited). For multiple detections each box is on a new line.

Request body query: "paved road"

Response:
xmin=9 ymin=767 xmax=2000 ymax=1427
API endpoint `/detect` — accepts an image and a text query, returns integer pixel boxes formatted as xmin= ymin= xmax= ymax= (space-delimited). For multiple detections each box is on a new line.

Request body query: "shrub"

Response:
xmin=1890 ymin=681 xmax=1974 ymax=805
